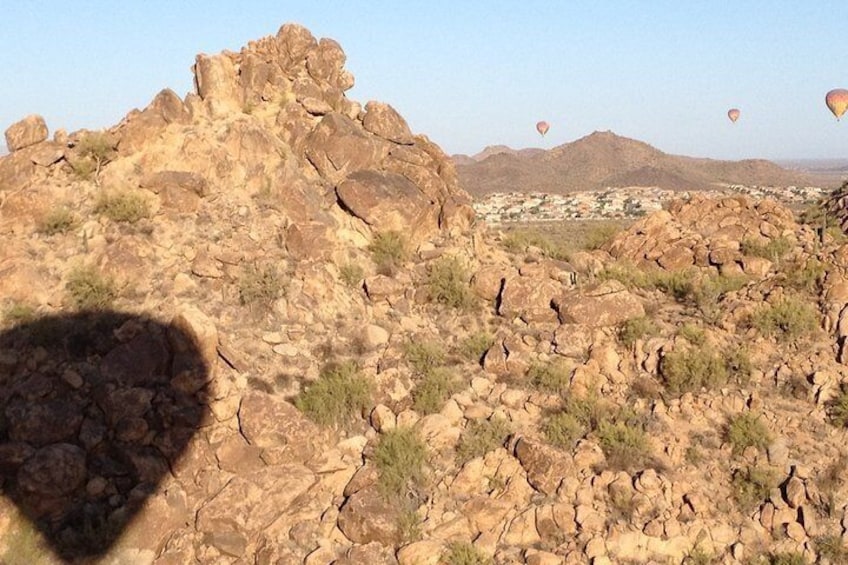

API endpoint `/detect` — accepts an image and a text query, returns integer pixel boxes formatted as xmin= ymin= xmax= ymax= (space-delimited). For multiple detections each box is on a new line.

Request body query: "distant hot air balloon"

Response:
xmin=536 ymin=121 xmax=550 ymax=136
xmin=826 ymin=89 xmax=848 ymax=120
xmin=727 ymin=108 xmax=740 ymax=123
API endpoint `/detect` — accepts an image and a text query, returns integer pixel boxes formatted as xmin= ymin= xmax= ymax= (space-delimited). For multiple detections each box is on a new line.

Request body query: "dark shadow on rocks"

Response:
xmin=0 ymin=310 xmax=210 ymax=561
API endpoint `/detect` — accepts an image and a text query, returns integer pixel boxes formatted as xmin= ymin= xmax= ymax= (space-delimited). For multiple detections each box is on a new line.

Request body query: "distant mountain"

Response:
xmin=454 ymin=131 xmax=818 ymax=197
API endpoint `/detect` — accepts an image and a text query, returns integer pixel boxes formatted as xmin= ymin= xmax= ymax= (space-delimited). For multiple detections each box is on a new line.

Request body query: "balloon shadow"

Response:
xmin=0 ymin=311 xmax=209 ymax=561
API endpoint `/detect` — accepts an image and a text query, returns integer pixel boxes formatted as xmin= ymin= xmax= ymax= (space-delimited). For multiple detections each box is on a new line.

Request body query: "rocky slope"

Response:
xmin=2 ymin=22 xmax=848 ymax=565
xmin=455 ymin=131 xmax=817 ymax=197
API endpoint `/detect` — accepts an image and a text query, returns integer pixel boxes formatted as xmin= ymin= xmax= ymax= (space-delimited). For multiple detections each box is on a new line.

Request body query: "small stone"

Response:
xmin=370 ymin=404 xmax=396 ymax=432
xmin=62 ymin=369 xmax=84 ymax=389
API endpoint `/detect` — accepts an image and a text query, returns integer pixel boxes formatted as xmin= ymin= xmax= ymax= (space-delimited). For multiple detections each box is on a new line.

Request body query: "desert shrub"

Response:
xmin=339 ymin=262 xmax=364 ymax=288
xmin=456 ymin=417 xmax=511 ymax=464
xmin=412 ymin=367 xmax=461 ymax=414
xmin=618 ymin=316 xmax=658 ymax=347
xmin=426 ymin=256 xmax=474 ymax=310
xmin=3 ymin=302 xmax=36 ymax=325
xmin=396 ymin=508 xmax=422 ymax=543
xmin=443 ymin=541 xmax=492 ymax=565
xmin=691 ymin=273 xmax=749 ymax=323
xmin=678 ymin=323 xmax=706 ymax=345
xmin=294 ymin=362 xmax=372 ymax=428
xmin=659 ymin=347 xmax=728 ymax=395
xmin=782 ymin=258 xmax=826 ymax=294
xmin=740 ymin=236 xmax=793 ymax=263
xmin=500 ymin=229 xmax=570 ymax=261
xmin=94 ymin=190 xmax=150 ymax=223
xmin=597 ymin=419 xmax=652 ymax=472
xmin=38 ymin=206 xmax=77 ymax=235
xmin=731 ymin=466 xmax=777 ymax=512
xmin=70 ymin=131 xmax=115 ymax=181
xmin=683 ymin=546 xmax=716 ymax=565
xmin=66 ymin=266 xmax=118 ymax=310
xmin=815 ymin=534 xmax=848 ymax=563
xmin=826 ymin=386 xmax=848 ymax=428
xmin=543 ymin=411 xmax=585 ymax=449
xmin=457 ymin=332 xmax=495 ymax=363
xmin=0 ymin=509 xmax=51 ymax=565
xmin=404 ymin=340 xmax=446 ymax=374
xmin=369 ymin=231 xmax=407 ymax=275
xmin=582 ymin=222 xmax=622 ymax=250
xmin=238 ymin=264 xmax=284 ymax=306
xmin=747 ymin=552 xmax=806 ymax=565
xmin=374 ymin=427 xmax=427 ymax=498
xmin=727 ymin=412 xmax=772 ymax=454
xmin=724 ymin=345 xmax=754 ymax=385
xmin=749 ymin=296 xmax=818 ymax=342
xmin=527 ymin=359 xmax=573 ymax=395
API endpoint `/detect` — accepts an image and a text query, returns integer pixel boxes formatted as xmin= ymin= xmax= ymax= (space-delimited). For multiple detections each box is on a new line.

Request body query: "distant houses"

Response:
xmin=472 ymin=185 xmax=827 ymax=224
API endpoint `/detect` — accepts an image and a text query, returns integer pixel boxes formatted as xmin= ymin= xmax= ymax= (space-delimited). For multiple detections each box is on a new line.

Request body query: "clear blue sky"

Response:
xmin=2 ymin=1 xmax=847 ymax=160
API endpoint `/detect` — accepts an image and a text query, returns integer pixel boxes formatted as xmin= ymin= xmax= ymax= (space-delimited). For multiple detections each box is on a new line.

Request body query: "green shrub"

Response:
xmin=782 ymin=258 xmax=826 ymax=294
xmin=374 ymin=427 xmax=427 ymax=498
xmin=500 ymin=229 xmax=570 ymax=261
xmin=396 ymin=508 xmax=422 ymax=543
xmin=618 ymin=316 xmax=658 ymax=348
xmin=369 ymin=231 xmax=407 ymax=275
xmin=659 ymin=347 xmax=728 ymax=395
xmin=238 ymin=264 xmax=284 ymax=306
xmin=527 ymin=360 xmax=573 ymax=395
xmin=543 ymin=411 xmax=586 ymax=449
xmin=678 ymin=323 xmax=706 ymax=345
xmin=404 ymin=340 xmax=446 ymax=374
xmin=726 ymin=413 xmax=771 ymax=454
xmin=731 ymin=466 xmax=777 ymax=512
xmin=444 ymin=541 xmax=492 ymax=565
xmin=749 ymin=297 xmax=818 ymax=342
xmin=683 ymin=546 xmax=716 ymax=565
xmin=70 ymin=131 xmax=116 ymax=181
xmin=295 ymin=362 xmax=372 ymax=428
xmin=724 ymin=345 xmax=754 ymax=386
xmin=339 ymin=262 xmax=364 ymax=288
xmin=426 ymin=256 xmax=475 ymax=309
xmin=597 ymin=420 xmax=652 ymax=472
xmin=582 ymin=222 xmax=622 ymax=250
xmin=740 ymin=236 xmax=793 ymax=263
xmin=94 ymin=190 xmax=150 ymax=223
xmin=457 ymin=332 xmax=495 ymax=363
xmin=38 ymin=206 xmax=77 ymax=235
xmin=3 ymin=302 xmax=36 ymax=325
xmin=66 ymin=266 xmax=118 ymax=310
xmin=826 ymin=386 xmax=848 ymax=428
xmin=815 ymin=534 xmax=848 ymax=563
xmin=0 ymin=510 xmax=51 ymax=565
xmin=412 ymin=367 xmax=461 ymax=414
xmin=456 ymin=417 xmax=511 ymax=464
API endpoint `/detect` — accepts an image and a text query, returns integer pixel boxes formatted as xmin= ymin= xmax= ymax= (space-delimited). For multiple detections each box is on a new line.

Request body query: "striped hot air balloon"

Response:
xmin=536 ymin=121 xmax=550 ymax=136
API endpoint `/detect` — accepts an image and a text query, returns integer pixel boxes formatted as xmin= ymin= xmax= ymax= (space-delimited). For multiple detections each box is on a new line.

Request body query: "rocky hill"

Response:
xmin=455 ymin=131 xmax=816 ymax=197
xmin=2 ymin=22 xmax=848 ymax=565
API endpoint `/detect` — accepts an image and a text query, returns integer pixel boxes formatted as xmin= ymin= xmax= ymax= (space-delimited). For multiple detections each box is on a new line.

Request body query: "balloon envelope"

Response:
xmin=536 ymin=121 xmax=550 ymax=136
xmin=826 ymin=89 xmax=848 ymax=120
xmin=727 ymin=108 xmax=740 ymax=123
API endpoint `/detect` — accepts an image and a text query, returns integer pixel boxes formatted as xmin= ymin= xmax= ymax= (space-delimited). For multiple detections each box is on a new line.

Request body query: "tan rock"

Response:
xmin=362 ymin=101 xmax=414 ymax=145
xmin=5 ymin=114 xmax=48 ymax=152
xmin=397 ymin=540 xmax=443 ymax=565
xmin=337 ymin=485 xmax=403 ymax=545
xmin=554 ymin=280 xmax=644 ymax=327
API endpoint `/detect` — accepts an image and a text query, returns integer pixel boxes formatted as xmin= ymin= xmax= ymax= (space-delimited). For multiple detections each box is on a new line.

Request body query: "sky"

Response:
xmin=2 ymin=1 xmax=847 ymax=160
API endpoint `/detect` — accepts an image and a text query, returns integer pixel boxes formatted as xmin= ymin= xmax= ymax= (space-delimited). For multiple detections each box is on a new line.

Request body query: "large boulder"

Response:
xmin=337 ymin=169 xmax=438 ymax=237
xmin=4 ymin=114 xmax=48 ymax=152
xmin=554 ymin=280 xmax=644 ymax=327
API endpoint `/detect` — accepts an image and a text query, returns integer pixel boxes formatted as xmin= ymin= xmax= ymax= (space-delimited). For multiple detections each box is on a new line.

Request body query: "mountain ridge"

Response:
xmin=454 ymin=130 xmax=818 ymax=196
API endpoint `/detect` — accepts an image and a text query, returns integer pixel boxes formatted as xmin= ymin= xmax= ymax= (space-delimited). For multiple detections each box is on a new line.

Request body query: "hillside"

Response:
xmin=3 ymin=22 xmax=848 ymax=565
xmin=455 ymin=131 xmax=816 ymax=196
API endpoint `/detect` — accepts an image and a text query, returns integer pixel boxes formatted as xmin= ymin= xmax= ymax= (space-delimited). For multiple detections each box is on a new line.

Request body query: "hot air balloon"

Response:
xmin=826 ymin=89 xmax=848 ymax=120
xmin=536 ymin=121 xmax=550 ymax=136
xmin=727 ymin=108 xmax=740 ymax=123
